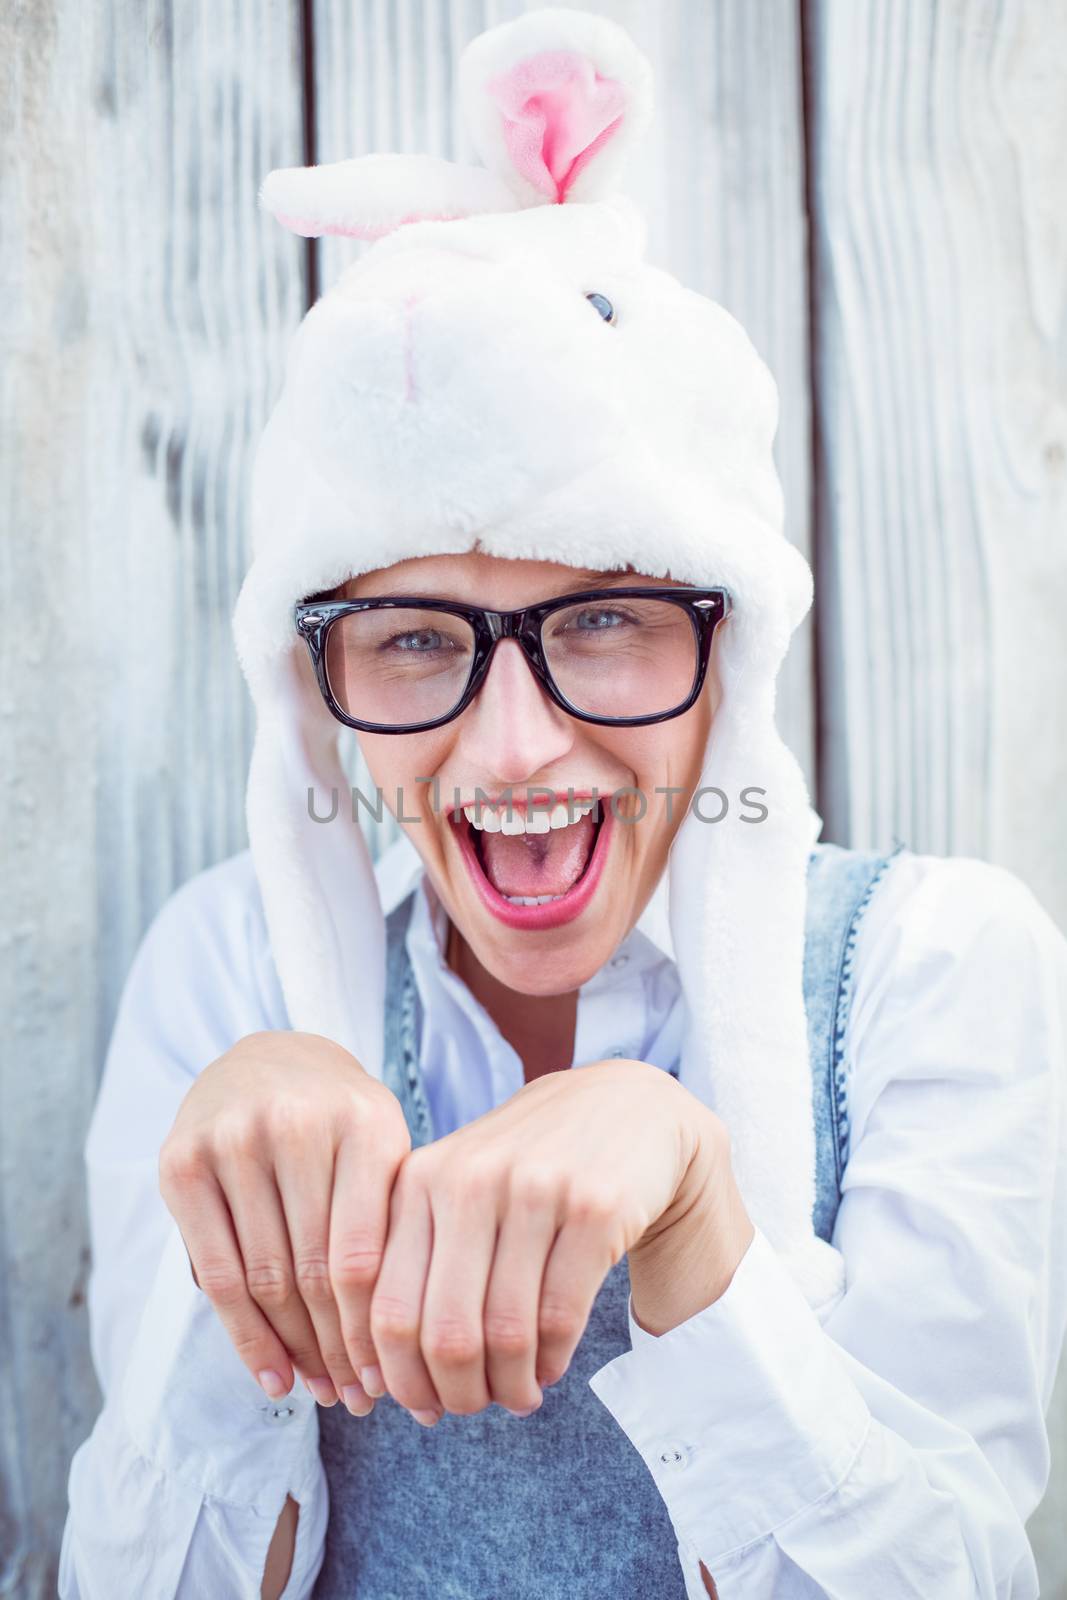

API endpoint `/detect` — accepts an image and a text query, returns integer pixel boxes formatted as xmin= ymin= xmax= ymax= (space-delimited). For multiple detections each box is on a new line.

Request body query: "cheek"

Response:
xmin=353 ymin=733 xmax=398 ymax=813
xmin=672 ymin=678 xmax=714 ymax=785
xmin=619 ymin=706 xmax=711 ymax=854
xmin=606 ymin=703 xmax=711 ymax=797
xmin=684 ymin=697 xmax=713 ymax=781
xmin=355 ymin=732 xmax=450 ymax=823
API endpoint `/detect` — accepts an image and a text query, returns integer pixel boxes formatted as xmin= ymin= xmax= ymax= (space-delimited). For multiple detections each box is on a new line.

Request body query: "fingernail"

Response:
xmin=359 ymin=1364 xmax=385 ymax=1398
xmin=410 ymin=1408 xmax=442 ymax=1426
xmin=341 ymin=1383 xmax=373 ymax=1416
xmin=509 ymin=1405 xmax=539 ymax=1417
xmin=305 ymin=1376 xmax=338 ymax=1406
xmin=258 ymin=1369 xmax=288 ymax=1398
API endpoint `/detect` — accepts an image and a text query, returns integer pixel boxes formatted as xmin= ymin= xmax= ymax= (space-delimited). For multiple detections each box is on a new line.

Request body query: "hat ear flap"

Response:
xmin=458 ymin=9 xmax=653 ymax=205
xmin=259 ymin=151 xmax=520 ymax=240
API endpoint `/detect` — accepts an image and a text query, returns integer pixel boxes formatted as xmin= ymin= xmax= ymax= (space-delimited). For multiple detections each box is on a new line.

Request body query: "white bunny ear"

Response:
xmin=458 ymin=7 xmax=653 ymax=206
xmin=259 ymin=151 xmax=521 ymax=240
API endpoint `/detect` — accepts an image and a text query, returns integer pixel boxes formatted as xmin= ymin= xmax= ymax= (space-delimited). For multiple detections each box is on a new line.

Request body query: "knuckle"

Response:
xmin=319 ymin=1342 xmax=356 ymax=1381
xmin=266 ymin=1102 xmax=321 ymax=1155
xmin=538 ymin=1294 xmax=583 ymax=1345
xmin=440 ymin=1158 xmax=498 ymax=1212
xmin=330 ymin=1234 xmax=383 ymax=1292
xmin=383 ymin=1110 xmax=414 ymax=1162
xmin=212 ymin=1117 xmax=258 ymax=1165
xmin=289 ymin=1341 xmax=325 ymax=1376
xmin=244 ymin=1258 xmax=296 ymax=1307
xmin=293 ymin=1254 xmax=335 ymax=1305
xmin=404 ymin=1139 xmax=432 ymax=1167
xmin=396 ymin=1145 xmax=433 ymax=1193
xmin=565 ymin=1182 xmax=618 ymax=1230
xmin=158 ymin=1141 xmax=207 ymax=1194
xmin=483 ymin=1309 xmax=534 ymax=1358
xmin=283 ymin=1093 xmax=326 ymax=1134
xmin=422 ymin=1317 xmax=482 ymax=1368
xmin=229 ymin=1322 xmax=271 ymax=1364
xmin=508 ymin=1165 xmax=559 ymax=1214
xmin=340 ymin=1323 xmax=378 ymax=1368
xmin=347 ymin=1076 xmax=398 ymax=1124
xmin=369 ymin=1293 xmax=420 ymax=1347
xmin=196 ymin=1261 xmax=249 ymax=1309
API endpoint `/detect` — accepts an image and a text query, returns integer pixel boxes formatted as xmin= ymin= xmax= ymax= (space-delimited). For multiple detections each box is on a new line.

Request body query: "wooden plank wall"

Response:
xmin=804 ymin=6 xmax=1067 ymax=1581
xmin=806 ymin=0 xmax=1067 ymax=914
xmin=1 ymin=2 xmax=1063 ymax=1594
xmin=0 ymin=2 xmax=305 ymax=1592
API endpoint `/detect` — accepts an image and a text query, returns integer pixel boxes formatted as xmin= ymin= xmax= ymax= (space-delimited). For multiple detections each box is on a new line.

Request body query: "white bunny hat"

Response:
xmin=232 ymin=6 xmax=842 ymax=1311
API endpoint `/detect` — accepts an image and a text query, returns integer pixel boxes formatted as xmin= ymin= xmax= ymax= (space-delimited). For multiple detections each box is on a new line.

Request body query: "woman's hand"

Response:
xmin=365 ymin=1058 xmax=752 ymax=1424
xmin=158 ymin=1030 xmax=411 ymax=1415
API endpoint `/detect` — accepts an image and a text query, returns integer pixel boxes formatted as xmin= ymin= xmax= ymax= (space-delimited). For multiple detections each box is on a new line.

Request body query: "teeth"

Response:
xmin=502 ymin=892 xmax=566 ymax=905
xmin=462 ymin=801 xmax=595 ymax=834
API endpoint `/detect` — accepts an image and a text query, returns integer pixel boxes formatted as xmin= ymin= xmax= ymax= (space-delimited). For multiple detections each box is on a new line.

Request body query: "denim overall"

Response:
xmin=313 ymin=839 xmax=905 ymax=1598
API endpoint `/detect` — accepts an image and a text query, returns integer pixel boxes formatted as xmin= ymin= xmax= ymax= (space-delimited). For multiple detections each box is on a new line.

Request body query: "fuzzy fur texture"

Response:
xmin=234 ymin=7 xmax=844 ymax=1312
xmin=261 ymin=153 xmax=521 ymax=239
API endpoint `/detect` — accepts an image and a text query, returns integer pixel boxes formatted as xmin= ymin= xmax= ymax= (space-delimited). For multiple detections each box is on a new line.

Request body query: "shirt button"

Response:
xmin=261 ymin=1403 xmax=297 ymax=1425
xmin=655 ymin=1440 xmax=690 ymax=1469
xmin=610 ymin=953 xmax=629 ymax=970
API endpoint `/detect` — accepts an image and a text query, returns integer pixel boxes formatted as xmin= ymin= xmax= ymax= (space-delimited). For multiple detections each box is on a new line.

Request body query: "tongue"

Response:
xmin=479 ymin=814 xmax=596 ymax=897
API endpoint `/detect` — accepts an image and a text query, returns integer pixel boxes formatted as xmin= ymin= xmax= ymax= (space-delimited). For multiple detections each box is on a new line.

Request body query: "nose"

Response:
xmin=455 ymin=638 xmax=576 ymax=784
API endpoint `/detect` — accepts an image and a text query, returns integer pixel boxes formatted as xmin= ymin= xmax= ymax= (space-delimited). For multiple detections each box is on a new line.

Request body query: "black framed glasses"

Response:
xmin=294 ymin=586 xmax=732 ymax=734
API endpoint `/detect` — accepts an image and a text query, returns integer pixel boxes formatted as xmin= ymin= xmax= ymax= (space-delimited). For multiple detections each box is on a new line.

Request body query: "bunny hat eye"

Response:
xmin=584 ymin=292 xmax=616 ymax=325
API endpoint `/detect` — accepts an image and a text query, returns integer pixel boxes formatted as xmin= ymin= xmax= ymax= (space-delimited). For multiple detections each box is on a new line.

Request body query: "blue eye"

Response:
xmin=585 ymin=292 xmax=616 ymax=324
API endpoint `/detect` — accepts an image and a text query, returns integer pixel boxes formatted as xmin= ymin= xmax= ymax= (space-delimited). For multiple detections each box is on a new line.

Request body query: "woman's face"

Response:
xmin=346 ymin=553 xmax=719 ymax=996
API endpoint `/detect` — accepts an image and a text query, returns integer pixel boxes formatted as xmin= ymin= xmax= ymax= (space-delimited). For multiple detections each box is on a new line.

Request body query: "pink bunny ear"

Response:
xmin=459 ymin=8 xmax=653 ymax=206
xmin=486 ymin=52 xmax=626 ymax=204
xmin=260 ymin=152 xmax=520 ymax=240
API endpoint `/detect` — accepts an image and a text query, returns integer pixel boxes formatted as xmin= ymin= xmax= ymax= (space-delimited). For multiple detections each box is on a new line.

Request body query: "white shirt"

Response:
xmin=59 ymin=841 xmax=1067 ymax=1600
xmin=404 ymin=860 xmax=686 ymax=1137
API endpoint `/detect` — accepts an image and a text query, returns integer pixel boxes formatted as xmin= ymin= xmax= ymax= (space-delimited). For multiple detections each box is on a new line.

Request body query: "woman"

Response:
xmin=61 ymin=10 xmax=1067 ymax=1599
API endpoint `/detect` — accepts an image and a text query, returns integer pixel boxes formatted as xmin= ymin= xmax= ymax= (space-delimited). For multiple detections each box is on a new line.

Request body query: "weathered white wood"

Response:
xmin=806 ymin=0 xmax=1067 ymax=1583
xmin=311 ymin=0 xmax=816 ymax=829
xmin=806 ymin=0 xmax=1067 ymax=899
xmin=0 ymin=2 xmax=305 ymax=1593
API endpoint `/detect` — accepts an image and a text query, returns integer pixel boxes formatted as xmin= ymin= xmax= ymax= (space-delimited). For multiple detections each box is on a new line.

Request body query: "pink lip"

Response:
xmin=450 ymin=803 xmax=614 ymax=931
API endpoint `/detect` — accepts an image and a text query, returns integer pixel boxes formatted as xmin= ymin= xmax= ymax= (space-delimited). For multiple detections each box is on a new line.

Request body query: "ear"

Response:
xmin=259 ymin=151 xmax=520 ymax=240
xmin=458 ymin=8 xmax=653 ymax=206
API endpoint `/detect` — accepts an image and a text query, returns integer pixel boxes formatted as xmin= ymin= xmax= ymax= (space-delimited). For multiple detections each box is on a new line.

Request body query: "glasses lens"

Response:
xmin=324 ymin=607 xmax=476 ymax=728
xmin=542 ymin=597 xmax=700 ymax=719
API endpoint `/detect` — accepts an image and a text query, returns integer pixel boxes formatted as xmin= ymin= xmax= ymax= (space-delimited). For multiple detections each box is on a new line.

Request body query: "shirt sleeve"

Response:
xmin=59 ymin=854 xmax=329 ymax=1600
xmin=588 ymin=852 xmax=1067 ymax=1600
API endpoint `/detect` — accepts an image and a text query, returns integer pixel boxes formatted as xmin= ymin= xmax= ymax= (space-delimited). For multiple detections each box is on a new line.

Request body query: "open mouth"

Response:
xmin=448 ymin=796 xmax=614 ymax=931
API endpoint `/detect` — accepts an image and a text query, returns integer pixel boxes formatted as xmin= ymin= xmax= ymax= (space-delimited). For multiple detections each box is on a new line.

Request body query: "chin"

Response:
xmin=474 ymin=931 xmax=608 ymax=996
